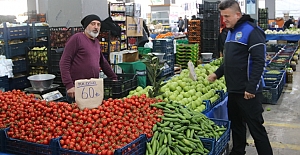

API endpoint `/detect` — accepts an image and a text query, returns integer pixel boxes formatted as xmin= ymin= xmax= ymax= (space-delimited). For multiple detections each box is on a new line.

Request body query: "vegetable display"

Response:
xmin=0 ymin=90 xmax=162 ymax=154
xmin=146 ymin=101 xmax=227 ymax=155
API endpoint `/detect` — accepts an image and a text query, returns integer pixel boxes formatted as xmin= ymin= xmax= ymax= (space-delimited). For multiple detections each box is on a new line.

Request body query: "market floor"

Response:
xmin=238 ymin=63 xmax=300 ymax=155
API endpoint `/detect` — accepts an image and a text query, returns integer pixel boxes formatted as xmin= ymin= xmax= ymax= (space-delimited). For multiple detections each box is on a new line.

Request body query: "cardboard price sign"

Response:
xmin=188 ymin=61 xmax=197 ymax=81
xmin=75 ymin=78 xmax=104 ymax=110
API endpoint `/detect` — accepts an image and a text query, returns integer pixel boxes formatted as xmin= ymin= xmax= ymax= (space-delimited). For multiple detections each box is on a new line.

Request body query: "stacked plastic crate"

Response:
xmin=258 ymin=8 xmax=269 ymax=30
xmin=27 ymin=23 xmax=50 ymax=77
xmin=176 ymin=44 xmax=199 ymax=69
xmin=201 ymin=1 xmax=220 ymax=59
xmin=188 ymin=19 xmax=201 ymax=57
xmin=152 ymin=39 xmax=175 ymax=78
xmin=0 ymin=22 xmax=30 ymax=90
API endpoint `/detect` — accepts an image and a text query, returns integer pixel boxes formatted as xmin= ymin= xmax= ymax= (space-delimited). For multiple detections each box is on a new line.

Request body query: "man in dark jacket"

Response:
xmin=207 ymin=1 xmax=273 ymax=155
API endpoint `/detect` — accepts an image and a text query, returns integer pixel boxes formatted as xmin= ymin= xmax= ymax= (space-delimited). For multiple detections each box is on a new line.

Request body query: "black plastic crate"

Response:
xmin=50 ymin=27 xmax=72 ymax=47
xmin=104 ymin=73 xmax=138 ymax=99
xmin=12 ymin=58 xmax=27 ymax=73
xmin=9 ymin=75 xmax=30 ymax=90
xmin=29 ymin=66 xmax=48 ymax=75
xmin=198 ymin=4 xmax=204 ymax=14
xmin=202 ymin=30 xmax=219 ymax=39
xmin=203 ymin=20 xmax=220 ymax=31
xmin=203 ymin=13 xmax=220 ymax=20
xmin=53 ymin=74 xmax=63 ymax=83
xmin=49 ymin=65 xmax=60 ymax=75
xmin=202 ymin=39 xmax=218 ymax=50
xmin=27 ymin=48 xmax=48 ymax=66
xmin=49 ymin=49 xmax=63 ymax=69
xmin=0 ymin=76 xmax=9 ymax=92
xmin=204 ymin=1 xmax=219 ymax=11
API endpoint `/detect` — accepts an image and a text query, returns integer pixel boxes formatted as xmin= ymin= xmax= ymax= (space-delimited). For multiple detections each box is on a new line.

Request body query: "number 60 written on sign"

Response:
xmin=81 ymin=87 xmax=97 ymax=99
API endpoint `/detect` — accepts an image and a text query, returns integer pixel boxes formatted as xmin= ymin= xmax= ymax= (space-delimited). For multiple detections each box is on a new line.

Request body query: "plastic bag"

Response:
xmin=144 ymin=41 xmax=153 ymax=48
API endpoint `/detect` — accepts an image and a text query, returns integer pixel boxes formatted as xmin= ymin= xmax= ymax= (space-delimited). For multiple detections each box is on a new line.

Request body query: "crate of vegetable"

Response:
xmin=205 ymin=119 xmax=231 ymax=155
xmin=0 ymin=90 xmax=163 ymax=155
xmin=147 ymin=101 xmax=230 ymax=155
xmin=55 ymin=134 xmax=147 ymax=155
xmin=262 ymin=83 xmax=279 ymax=104
xmin=0 ymin=128 xmax=56 ymax=155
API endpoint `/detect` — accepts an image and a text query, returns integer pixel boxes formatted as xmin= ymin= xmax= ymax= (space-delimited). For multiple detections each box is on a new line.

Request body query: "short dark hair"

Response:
xmin=219 ymin=0 xmax=241 ymax=12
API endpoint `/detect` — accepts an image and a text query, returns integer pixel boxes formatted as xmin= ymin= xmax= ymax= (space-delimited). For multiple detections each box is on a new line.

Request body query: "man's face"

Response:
xmin=85 ymin=20 xmax=101 ymax=38
xmin=221 ymin=8 xmax=241 ymax=29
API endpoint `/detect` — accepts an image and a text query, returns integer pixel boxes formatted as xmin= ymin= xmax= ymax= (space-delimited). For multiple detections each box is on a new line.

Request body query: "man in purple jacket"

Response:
xmin=59 ymin=14 xmax=117 ymax=103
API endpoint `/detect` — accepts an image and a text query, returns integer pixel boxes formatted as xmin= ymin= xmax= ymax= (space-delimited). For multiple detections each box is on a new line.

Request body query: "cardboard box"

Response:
xmin=109 ymin=50 xmax=139 ymax=73
xmin=126 ymin=17 xmax=143 ymax=37
xmin=122 ymin=50 xmax=139 ymax=62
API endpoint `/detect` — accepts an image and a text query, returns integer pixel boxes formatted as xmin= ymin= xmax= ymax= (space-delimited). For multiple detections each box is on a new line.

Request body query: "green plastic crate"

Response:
xmin=138 ymin=47 xmax=152 ymax=55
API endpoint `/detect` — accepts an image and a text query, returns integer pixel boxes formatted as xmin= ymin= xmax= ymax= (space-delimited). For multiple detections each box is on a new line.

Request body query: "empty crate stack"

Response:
xmin=202 ymin=1 xmax=220 ymax=59
xmin=258 ymin=8 xmax=269 ymax=30
xmin=0 ymin=22 xmax=30 ymax=90
xmin=188 ymin=19 xmax=201 ymax=57
xmin=152 ymin=39 xmax=175 ymax=78
xmin=176 ymin=44 xmax=199 ymax=69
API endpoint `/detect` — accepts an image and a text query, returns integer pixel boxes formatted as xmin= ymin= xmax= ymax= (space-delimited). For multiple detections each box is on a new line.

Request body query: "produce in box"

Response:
xmin=146 ymin=101 xmax=227 ymax=155
xmin=128 ymin=58 xmax=226 ymax=112
xmin=0 ymin=90 xmax=163 ymax=154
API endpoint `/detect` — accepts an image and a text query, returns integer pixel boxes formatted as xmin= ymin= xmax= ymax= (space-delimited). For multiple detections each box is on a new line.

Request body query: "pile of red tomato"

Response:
xmin=0 ymin=90 xmax=163 ymax=155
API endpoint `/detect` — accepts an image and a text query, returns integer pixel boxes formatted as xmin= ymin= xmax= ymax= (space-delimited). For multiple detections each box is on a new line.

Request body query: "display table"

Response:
xmin=205 ymin=97 xmax=228 ymax=120
xmin=266 ymin=34 xmax=300 ymax=41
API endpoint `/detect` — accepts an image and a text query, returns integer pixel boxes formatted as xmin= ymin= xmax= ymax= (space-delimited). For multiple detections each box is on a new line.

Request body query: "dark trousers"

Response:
xmin=228 ymin=93 xmax=273 ymax=155
xmin=179 ymin=27 xmax=184 ymax=32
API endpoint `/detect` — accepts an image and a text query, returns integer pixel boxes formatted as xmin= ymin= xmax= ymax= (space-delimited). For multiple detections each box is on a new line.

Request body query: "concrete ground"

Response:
xmin=241 ymin=63 xmax=300 ymax=155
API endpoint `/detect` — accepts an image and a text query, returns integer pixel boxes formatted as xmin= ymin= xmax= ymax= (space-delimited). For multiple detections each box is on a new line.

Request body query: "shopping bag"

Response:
xmin=75 ymin=78 xmax=104 ymax=110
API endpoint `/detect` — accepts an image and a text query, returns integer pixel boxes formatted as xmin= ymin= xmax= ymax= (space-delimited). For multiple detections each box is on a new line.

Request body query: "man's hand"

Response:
xmin=67 ymin=87 xmax=75 ymax=98
xmin=207 ymin=73 xmax=217 ymax=82
xmin=244 ymin=91 xmax=255 ymax=100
